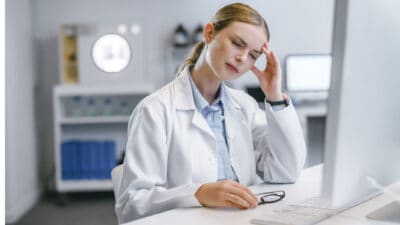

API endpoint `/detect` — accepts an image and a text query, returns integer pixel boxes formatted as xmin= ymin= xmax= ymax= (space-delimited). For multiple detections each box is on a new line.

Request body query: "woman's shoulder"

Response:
xmin=135 ymin=80 xmax=175 ymax=114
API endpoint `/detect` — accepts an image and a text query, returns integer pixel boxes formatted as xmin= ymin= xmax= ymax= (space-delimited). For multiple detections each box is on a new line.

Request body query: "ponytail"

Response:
xmin=176 ymin=41 xmax=205 ymax=75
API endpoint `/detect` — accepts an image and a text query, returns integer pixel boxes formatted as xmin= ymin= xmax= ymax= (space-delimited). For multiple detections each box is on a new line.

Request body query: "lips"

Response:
xmin=226 ymin=63 xmax=239 ymax=73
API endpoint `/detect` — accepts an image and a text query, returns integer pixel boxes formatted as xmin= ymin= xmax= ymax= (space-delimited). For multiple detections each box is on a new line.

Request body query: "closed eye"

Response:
xmin=249 ymin=53 xmax=257 ymax=60
xmin=250 ymin=52 xmax=261 ymax=61
xmin=232 ymin=40 xmax=243 ymax=48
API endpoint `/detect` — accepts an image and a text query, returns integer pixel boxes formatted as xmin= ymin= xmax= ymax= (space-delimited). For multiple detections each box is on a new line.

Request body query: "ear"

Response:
xmin=203 ymin=22 xmax=215 ymax=44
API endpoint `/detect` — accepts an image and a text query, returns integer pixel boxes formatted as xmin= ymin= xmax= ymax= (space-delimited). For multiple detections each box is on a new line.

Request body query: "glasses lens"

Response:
xmin=262 ymin=194 xmax=282 ymax=202
xmin=258 ymin=191 xmax=285 ymax=204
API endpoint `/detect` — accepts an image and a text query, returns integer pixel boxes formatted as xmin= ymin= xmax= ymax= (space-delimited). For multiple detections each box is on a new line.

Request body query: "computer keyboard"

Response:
xmin=250 ymin=197 xmax=338 ymax=225
xmin=294 ymin=196 xmax=332 ymax=209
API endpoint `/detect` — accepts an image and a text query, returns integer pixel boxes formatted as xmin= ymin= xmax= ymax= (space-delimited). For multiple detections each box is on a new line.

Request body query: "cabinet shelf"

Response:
xmin=54 ymin=84 xmax=153 ymax=96
xmin=59 ymin=116 xmax=130 ymax=125
xmin=57 ymin=179 xmax=113 ymax=192
xmin=53 ymin=84 xmax=149 ymax=193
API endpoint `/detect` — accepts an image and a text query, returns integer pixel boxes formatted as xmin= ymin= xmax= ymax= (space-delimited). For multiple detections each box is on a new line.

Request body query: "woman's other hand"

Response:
xmin=251 ymin=42 xmax=284 ymax=102
xmin=195 ymin=180 xmax=258 ymax=209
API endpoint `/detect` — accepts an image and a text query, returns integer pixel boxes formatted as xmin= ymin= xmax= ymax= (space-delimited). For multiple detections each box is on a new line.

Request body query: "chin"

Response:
xmin=220 ymin=73 xmax=241 ymax=81
xmin=213 ymin=66 xmax=242 ymax=81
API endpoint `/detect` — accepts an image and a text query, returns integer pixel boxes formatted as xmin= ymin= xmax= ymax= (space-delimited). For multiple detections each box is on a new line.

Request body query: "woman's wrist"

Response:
xmin=194 ymin=184 xmax=208 ymax=207
xmin=265 ymin=92 xmax=284 ymax=102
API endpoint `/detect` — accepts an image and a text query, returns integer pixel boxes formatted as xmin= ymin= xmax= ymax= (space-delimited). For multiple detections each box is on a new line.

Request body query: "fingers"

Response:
xmin=229 ymin=181 xmax=258 ymax=204
xmin=269 ymin=50 xmax=281 ymax=66
xmin=228 ymin=189 xmax=256 ymax=208
xmin=225 ymin=198 xmax=247 ymax=209
xmin=263 ymin=42 xmax=272 ymax=55
xmin=221 ymin=181 xmax=258 ymax=208
xmin=195 ymin=181 xmax=259 ymax=209
xmin=265 ymin=41 xmax=271 ymax=50
xmin=224 ymin=193 xmax=251 ymax=208
xmin=251 ymin=66 xmax=263 ymax=80
xmin=262 ymin=47 xmax=275 ymax=66
xmin=262 ymin=42 xmax=280 ymax=67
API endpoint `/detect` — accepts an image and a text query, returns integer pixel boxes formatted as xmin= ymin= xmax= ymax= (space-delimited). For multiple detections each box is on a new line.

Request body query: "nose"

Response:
xmin=234 ymin=51 xmax=248 ymax=63
xmin=235 ymin=55 xmax=242 ymax=62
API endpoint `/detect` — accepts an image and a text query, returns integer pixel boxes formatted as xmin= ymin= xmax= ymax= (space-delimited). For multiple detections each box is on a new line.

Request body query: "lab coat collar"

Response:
xmin=173 ymin=66 xmax=241 ymax=111
xmin=173 ymin=66 xmax=241 ymax=141
xmin=173 ymin=68 xmax=196 ymax=111
xmin=188 ymin=72 xmax=227 ymax=113
xmin=173 ymin=67 xmax=214 ymax=138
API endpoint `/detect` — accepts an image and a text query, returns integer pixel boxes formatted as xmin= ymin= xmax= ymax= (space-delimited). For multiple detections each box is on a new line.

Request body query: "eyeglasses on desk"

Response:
xmin=256 ymin=190 xmax=285 ymax=205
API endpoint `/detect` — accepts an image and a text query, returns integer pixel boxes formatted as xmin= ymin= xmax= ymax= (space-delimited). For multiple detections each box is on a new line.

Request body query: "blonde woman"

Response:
xmin=116 ymin=3 xmax=306 ymax=223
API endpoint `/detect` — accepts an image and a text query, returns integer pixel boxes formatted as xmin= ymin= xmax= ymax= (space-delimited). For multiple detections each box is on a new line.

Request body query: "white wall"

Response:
xmin=233 ymin=0 xmax=335 ymax=88
xmin=31 ymin=0 xmax=334 ymax=190
xmin=6 ymin=0 xmax=41 ymax=223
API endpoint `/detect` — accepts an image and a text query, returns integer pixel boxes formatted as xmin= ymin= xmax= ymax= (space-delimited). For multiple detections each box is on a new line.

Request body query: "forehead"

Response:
xmin=219 ymin=21 xmax=268 ymax=50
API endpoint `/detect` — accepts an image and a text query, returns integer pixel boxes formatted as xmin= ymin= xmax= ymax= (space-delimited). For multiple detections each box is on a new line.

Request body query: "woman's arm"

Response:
xmin=115 ymin=99 xmax=201 ymax=223
xmin=252 ymin=99 xmax=307 ymax=183
xmin=251 ymin=42 xmax=306 ymax=183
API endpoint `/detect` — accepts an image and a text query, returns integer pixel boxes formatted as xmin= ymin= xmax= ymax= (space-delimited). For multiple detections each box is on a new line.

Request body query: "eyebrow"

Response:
xmin=233 ymin=34 xmax=263 ymax=55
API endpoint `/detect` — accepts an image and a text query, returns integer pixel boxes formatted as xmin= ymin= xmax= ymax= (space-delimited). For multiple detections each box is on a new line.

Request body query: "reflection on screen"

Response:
xmin=286 ymin=55 xmax=332 ymax=92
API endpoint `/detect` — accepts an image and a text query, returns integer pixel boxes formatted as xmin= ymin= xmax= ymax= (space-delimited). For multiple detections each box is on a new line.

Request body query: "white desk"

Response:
xmin=122 ymin=165 xmax=399 ymax=225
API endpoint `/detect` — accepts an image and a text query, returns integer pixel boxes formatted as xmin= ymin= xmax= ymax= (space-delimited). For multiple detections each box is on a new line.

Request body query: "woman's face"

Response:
xmin=204 ymin=21 xmax=268 ymax=81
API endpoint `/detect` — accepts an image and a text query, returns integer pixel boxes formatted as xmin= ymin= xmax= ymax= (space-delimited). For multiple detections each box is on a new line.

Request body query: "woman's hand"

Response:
xmin=251 ymin=42 xmax=284 ymax=101
xmin=195 ymin=180 xmax=258 ymax=209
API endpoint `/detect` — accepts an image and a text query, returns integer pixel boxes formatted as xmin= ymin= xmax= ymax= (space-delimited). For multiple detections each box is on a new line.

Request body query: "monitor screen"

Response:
xmin=322 ymin=0 xmax=400 ymax=210
xmin=285 ymin=55 xmax=331 ymax=92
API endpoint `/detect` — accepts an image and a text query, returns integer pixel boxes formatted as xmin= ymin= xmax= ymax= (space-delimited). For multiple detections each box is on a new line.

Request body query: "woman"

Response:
xmin=115 ymin=3 xmax=306 ymax=223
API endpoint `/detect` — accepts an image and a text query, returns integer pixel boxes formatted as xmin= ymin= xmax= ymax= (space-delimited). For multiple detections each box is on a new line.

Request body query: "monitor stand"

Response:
xmin=366 ymin=201 xmax=400 ymax=223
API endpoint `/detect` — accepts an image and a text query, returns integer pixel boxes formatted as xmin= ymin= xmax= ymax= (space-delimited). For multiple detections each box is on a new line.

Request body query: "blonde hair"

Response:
xmin=177 ymin=3 xmax=270 ymax=74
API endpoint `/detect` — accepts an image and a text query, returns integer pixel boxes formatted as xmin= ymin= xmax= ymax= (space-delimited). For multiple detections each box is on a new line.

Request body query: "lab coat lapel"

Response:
xmin=173 ymin=68 xmax=215 ymax=138
xmin=224 ymin=107 xmax=237 ymax=142
xmin=224 ymin=88 xmax=246 ymax=183
xmin=191 ymin=110 xmax=215 ymax=138
xmin=224 ymin=88 xmax=241 ymax=143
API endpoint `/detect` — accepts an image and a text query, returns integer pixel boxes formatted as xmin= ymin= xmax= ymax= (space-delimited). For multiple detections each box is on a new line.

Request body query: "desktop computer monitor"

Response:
xmin=285 ymin=54 xmax=332 ymax=92
xmin=321 ymin=0 xmax=400 ymax=212
xmin=284 ymin=54 xmax=331 ymax=103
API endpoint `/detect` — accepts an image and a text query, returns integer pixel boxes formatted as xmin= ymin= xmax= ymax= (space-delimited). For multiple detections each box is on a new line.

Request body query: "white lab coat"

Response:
xmin=115 ymin=67 xmax=307 ymax=223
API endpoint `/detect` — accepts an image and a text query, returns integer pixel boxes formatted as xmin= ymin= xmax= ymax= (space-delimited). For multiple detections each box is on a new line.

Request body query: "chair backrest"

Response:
xmin=111 ymin=164 xmax=123 ymax=200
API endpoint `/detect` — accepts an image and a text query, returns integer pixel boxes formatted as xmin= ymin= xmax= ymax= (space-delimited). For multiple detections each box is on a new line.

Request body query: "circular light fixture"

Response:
xmin=92 ymin=34 xmax=131 ymax=73
xmin=117 ymin=24 xmax=128 ymax=34
xmin=130 ymin=24 xmax=141 ymax=35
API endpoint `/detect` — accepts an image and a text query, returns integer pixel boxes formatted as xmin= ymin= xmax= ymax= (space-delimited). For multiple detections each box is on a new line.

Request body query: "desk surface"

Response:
xmin=123 ymin=165 xmax=399 ymax=225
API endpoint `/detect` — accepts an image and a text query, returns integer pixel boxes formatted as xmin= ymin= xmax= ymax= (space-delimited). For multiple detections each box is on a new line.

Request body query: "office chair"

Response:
xmin=111 ymin=164 xmax=123 ymax=200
